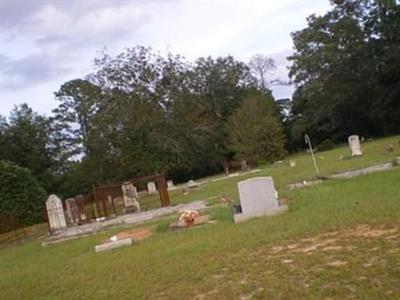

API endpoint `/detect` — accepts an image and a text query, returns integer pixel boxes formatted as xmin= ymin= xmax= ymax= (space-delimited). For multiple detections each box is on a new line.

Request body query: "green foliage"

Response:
xmin=227 ymin=95 xmax=286 ymax=164
xmin=0 ymin=104 xmax=57 ymax=192
xmin=317 ymin=139 xmax=335 ymax=151
xmin=0 ymin=160 xmax=46 ymax=225
xmin=49 ymin=47 xmax=260 ymax=185
xmin=288 ymin=0 xmax=400 ymax=147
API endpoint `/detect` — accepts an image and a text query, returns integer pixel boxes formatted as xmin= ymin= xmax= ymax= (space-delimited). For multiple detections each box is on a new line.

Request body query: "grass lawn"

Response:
xmin=0 ymin=136 xmax=400 ymax=300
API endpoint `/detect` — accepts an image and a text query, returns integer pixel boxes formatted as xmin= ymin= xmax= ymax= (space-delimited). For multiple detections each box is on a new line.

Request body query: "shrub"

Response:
xmin=317 ymin=139 xmax=335 ymax=151
xmin=0 ymin=160 xmax=47 ymax=225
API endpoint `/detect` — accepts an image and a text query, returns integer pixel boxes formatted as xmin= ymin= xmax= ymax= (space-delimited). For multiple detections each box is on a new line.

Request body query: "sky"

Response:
xmin=0 ymin=0 xmax=332 ymax=117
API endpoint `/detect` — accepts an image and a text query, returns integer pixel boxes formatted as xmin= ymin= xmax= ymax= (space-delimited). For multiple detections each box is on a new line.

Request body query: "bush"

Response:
xmin=0 ymin=160 xmax=47 ymax=225
xmin=317 ymin=139 xmax=335 ymax=151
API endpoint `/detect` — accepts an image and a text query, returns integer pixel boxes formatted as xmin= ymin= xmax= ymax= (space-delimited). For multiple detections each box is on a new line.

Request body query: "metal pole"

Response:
xmin=304 ymin=134 xmax=320 ymax=177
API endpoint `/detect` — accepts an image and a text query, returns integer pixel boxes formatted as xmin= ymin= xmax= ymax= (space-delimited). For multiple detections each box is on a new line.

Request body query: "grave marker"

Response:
xmin=46 ymin=194 xmax=67 ymax=232
xmin=348 ymin=135 xmax=363 ymax=156
xmin=234 ymin=177 xmax=287 ymax=223
xmin=121 ymin=182 xmax=140 ymax=213
xmin=147 ymin=181 xmax=157 ymax=194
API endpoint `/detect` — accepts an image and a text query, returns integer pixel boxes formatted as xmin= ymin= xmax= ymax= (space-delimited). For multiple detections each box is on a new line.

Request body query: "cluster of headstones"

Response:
xmin=45 ymin=180 xmax=176 ymax=234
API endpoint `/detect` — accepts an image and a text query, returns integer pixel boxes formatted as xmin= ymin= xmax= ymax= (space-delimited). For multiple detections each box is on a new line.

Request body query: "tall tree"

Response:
xmin=227 ymin=94 xmax=286 ymax=164
xmin=248 ymin=54 xmax=276 ymax=95
xmin=288 ymin=0 xmax=400 ymax=145
xmin=0 ymin=104 xmax=55 ymax=191
xmin=53 ymin=79 xmax=102 ymax=158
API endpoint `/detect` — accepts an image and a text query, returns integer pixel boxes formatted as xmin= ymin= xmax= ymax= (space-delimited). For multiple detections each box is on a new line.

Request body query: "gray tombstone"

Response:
xmin=46 ymin=194 xmax=67 ymax=232
xmin=234 ymin=177 xmax=287 ymax=223
xmin=147 ymin=181 xmax=157 ymax=194
xmin=348 ymin=135 xmax=363 ymax=156
xmin=65 ymin=197 xmax=80 ymax=225
xmin=240 ymin=160 xmax=249 ymax=171
xmin=121 ymin=182 xmax=140 ymax=213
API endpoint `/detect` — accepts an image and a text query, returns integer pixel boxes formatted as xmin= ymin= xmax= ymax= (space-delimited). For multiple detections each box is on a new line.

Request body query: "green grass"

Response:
xmin=168 ymin=135 xmax=400 ymax=205
xmin=1 ymin=136 xmax=400 ymax=299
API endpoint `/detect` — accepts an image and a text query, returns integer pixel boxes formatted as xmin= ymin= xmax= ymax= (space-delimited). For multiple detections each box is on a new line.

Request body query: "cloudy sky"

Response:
xmin=0 ymin=0 xmax=331 ymax=116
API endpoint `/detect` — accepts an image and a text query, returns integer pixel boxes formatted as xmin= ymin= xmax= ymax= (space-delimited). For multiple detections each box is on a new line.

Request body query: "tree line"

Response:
xmin=1 ymin=49 xmax=286 ymax=199
xmin=1 ymin=0 xmax=399 ymax=206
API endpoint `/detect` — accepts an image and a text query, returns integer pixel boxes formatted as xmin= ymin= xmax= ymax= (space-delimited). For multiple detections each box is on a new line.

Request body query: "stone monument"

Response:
xmin=233 ymin=177 xmax=287 ymax=223
xmin=46 ymin=194 xmax=67 ymax=232
xmin=121 ymin=182 xmax=140 ymax=213
xmin=147 ymin=181 xmax=157 ymax=194
xmin=65 ymin=197 xmax=80 ymax=225
xmin=348 ymin=135 xmax=363 ymax=156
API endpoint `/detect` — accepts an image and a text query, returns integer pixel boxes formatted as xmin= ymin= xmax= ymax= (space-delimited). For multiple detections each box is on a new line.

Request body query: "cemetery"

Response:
xmin=1 ymin=135 xmax=400 ymax=299
xmin=1 ymin=1 xmax=400 ymax=299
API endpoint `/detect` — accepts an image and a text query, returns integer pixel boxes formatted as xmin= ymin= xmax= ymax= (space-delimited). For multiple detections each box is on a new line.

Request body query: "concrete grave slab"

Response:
xmin=94 ymin=238 xmax=132 ymax=253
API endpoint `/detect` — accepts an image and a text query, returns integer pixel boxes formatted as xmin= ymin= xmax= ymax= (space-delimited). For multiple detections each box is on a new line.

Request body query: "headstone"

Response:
xmin=167 ymin=180 xmax=175 ymax=190
xmin=65 ymin=197 xmax=80 ymax=225
xmin=348 ymin=135 xmax=362 ymax=156
xmin=233 ymin=177 xmax=287 ymax=223
xmin=240 ymin=160 xmax=249 ymax=171
xmin=147 ymin=181 xmax=157 ymax=194
xmin=121 ymin=182 xmax=140 ymax=213
xmin=46 ymin=194 xmax=67 ymax=232
xmin=187 ymin=180 xmax=199 ymax=188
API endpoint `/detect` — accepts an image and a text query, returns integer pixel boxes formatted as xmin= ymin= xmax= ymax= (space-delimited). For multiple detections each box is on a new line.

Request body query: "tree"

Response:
xmin=0 ymin=104 xmax=56 ymax=192
xmin=248 ymin=54 xmax=276 ymax=95
xmin=288 ymin=0 xmax=400 ymax=145
xmin=227 ymin=95 xmax=286 ymax=165
xmin=53 ymin=79 xmax=102 ymax=158
xmin=192 ymin=56 xmax=256 ymax=165
xmin=0 ymin=160 xmax=47 ymax=225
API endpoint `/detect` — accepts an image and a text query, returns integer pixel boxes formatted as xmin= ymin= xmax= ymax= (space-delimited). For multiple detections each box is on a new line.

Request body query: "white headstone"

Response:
xmin=348 ymin=135 xmax=362 ymax=156
xmin=46 ymin=194 xmax=67 ymax=232
xmin=147 ymin=181 xmax=157 ymax=194
xmin=121 ymin=182 xmax=140 ymax=213
xmin=234 ymin=177 xmax=287 ymax=223
xmin=167 ymin=180 xmax=175 ymax=190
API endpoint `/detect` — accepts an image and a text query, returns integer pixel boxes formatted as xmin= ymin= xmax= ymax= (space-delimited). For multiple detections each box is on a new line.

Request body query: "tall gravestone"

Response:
xmin=147 ymin=181 xmax=157 ymax=194
xmin=46 ymin=194 xmax=67 ymax=232
xmin=234 ymin=177 xmax=287 ymax=223
xmin=65 ymin=197 xmax=80 ymax=225
xmin=348 ymin=135 xmax=363 ymax=156
xmin=121 ymin=182 xmax=140 ymax=213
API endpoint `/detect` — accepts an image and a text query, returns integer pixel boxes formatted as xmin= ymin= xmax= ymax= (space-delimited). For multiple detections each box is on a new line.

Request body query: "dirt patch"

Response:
xmin=253 ymin=223 xmax=400 ymax=258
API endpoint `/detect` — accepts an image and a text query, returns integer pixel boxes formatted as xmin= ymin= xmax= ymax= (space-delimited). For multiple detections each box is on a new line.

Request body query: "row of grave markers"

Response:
xmin=46 ymin=179 xmax=175 ymax=233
